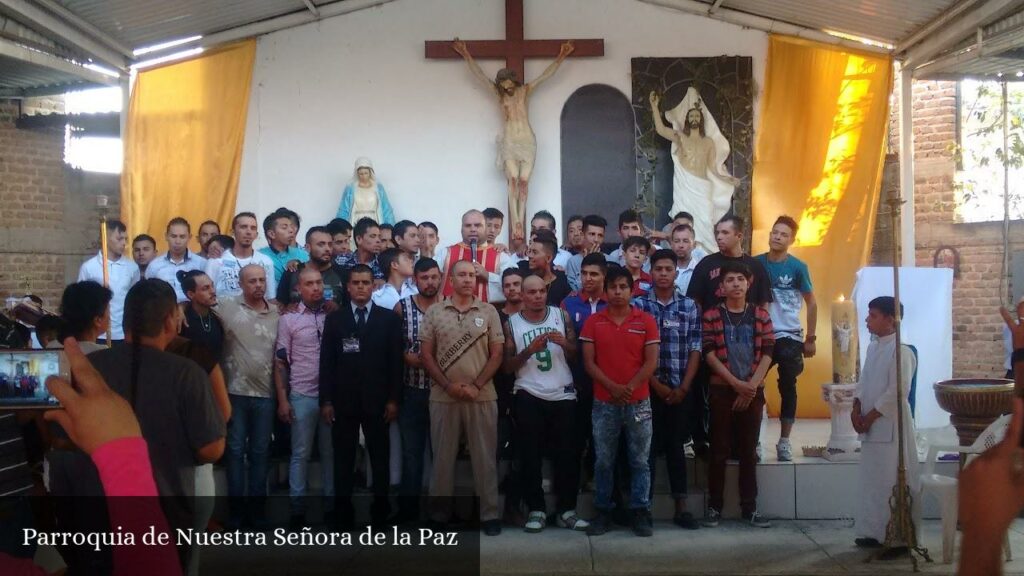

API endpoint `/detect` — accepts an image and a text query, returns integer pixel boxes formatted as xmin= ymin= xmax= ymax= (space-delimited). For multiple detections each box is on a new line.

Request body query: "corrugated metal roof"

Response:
xmin=3 ymin=0 xmax=1023 ymax=92
xmin=54 ymin=0 xmax=330 ymax=50
xmin=0 ymin=52 xmax=94 ymax=94
xmin=915 ymin=9 xmax=1024 ymax=80
xmin=46 ymin=0 xmax=959 ymax=52
xmin=693 ymin=0 xmax=960 ymax=45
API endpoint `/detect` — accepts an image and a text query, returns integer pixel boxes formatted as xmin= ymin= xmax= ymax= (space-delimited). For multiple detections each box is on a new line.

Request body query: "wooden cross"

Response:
xmin=424 ymin=0 xmax=604 ymax=84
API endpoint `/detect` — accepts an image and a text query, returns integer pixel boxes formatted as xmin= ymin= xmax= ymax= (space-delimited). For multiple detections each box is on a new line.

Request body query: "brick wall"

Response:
xmin=0 ymin=100 xmax=69 ymax=308
xmin=883 ymin=80 xmax=1024 ymax=379
xmin=0 ymin=98 xmax=119 ymax=310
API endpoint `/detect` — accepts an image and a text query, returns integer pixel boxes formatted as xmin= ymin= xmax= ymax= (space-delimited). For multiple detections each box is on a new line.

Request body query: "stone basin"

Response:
xmin=933 ymin=378 xmax=1015 ymax=446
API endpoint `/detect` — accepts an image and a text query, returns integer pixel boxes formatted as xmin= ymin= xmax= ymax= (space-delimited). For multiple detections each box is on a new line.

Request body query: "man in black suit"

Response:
xmin=320 ymin=264 xmax=404 ymax=528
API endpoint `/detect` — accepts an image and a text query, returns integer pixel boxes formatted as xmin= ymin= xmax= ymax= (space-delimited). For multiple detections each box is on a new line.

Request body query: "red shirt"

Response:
xmin=631 ymin=271 xmax=652 ymax=298
xmin=579 ymin=307 xmax=660 ymax=403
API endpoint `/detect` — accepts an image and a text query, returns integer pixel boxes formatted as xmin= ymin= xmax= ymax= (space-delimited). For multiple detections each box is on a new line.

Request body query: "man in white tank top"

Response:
xmin=503 ymin=275 xmax=589 ymax=533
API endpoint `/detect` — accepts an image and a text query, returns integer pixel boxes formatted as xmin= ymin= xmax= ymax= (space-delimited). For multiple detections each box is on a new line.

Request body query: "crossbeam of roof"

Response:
xmin=0 ymin=36 xmax=116 ymax=85
xmin=0 ymin=0 xmax=127 ymax=70
xmin=637 ymin=0 xmax=892 ymax=54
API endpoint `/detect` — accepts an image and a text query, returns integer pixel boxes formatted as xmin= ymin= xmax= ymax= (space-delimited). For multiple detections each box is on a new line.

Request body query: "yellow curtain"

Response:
xmin=752 ymin=35 xmax=893 ymax=418
xmin=122 ymin=40 xmax=256 ymax=252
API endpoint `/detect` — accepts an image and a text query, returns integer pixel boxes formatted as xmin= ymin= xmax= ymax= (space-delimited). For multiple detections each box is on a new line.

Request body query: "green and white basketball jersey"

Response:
xmin=508 ymin=306 xmax=575 ymax=401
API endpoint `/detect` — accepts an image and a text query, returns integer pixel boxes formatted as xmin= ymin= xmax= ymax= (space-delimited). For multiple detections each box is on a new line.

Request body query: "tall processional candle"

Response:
xmin=831 ymin=294 xmax=858 ymax=383
xmin=98 ymin=194 xmax=111 ymax=345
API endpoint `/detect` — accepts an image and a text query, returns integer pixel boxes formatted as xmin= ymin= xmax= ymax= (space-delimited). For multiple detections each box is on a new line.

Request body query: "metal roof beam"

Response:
xmin=896 ymin=0 xmax=981 ymax=54
xmin=0 ymin=0 xmax=127 ymax=71
xmin=637 ymin=0 xmax=892 ymax=55
xmin=0 ymin=81 xmax=98 ymax=98
xmin=300 ymin=0 xmax=321 ymax=18
xmin=904 ymin=0 xmax=1024 ymax=68
xmin=913 ymin=26 xmax=1024 ymax=78
xmin=138 ymin=0 xmax=397 ymax=57
xmin=0 ymin=36 xmax=118 ymax=89
xmin=31 ymin=0 xmax=133 ymax=58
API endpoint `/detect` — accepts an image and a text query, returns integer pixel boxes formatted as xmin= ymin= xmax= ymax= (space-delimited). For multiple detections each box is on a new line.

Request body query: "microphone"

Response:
xmin=469 ymin=239 xmax=478 ymax=263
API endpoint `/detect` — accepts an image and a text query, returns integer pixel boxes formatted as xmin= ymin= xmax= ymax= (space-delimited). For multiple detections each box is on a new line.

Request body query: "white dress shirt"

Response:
xmin=145 ymin=250 xmax=207 ymax=303
xmin=77 ymin=251 xmax=140 ymax=340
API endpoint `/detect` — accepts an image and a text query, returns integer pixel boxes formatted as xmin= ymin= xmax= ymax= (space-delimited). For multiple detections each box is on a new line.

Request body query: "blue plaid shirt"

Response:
xmin=333 ymin=252 xmax=384 ymax=280
xmin=631 ymin=290 xmax=702 ymax=388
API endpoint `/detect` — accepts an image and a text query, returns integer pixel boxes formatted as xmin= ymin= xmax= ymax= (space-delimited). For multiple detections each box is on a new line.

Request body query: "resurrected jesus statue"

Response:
xmin=650 ymin=88 xmax=740 ymax=252
xmin=452 ymin=38 xmax=575 ymax=243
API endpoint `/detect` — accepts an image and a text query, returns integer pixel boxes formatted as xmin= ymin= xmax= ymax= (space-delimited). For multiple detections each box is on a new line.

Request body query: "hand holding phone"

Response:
xmin=0 ymin=348 xmax=68 ymax=409
xmin=43 ymin=338 xmax=142 ymax=455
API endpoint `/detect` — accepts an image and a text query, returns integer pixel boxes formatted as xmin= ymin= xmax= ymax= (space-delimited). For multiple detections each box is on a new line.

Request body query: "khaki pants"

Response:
xmin=428 ymin=400 xmax=499 ymax=522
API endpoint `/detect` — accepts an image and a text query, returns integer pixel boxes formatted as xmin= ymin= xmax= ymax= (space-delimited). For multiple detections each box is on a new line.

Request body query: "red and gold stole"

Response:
xmin=441 ymin=242 xmax=500 ymax=302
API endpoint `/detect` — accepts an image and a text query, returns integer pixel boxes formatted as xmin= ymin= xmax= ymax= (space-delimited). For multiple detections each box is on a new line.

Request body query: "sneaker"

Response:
xmin=482 ymin=519 xmax=503 ymax=536
xmin=673 ymin=511 xmax=700 ymax=530
xmin=745 ymin=511 xmax=772 ymax=528
xmin=556 ymin=510 xmax=590 ymax=531
xmin=684 ymin=440 xmax=695 ymax=459
xmin=586 ymin=512 xmax=613 ymax=536
xmin=524 ymin=511 xmax=546 ymax=533
xmin=702 ymin=508 xmax=721 ymax=528
xmin=632 ymin=509 xmax=653 ymax=537
xmin=777 ymin=438 xmax=793 ymax=462
xmin=755 ymin=442 xmax=763 ymax=463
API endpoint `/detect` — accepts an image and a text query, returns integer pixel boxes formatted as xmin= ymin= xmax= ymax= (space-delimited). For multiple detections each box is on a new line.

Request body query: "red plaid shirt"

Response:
xmin=701 ymin=303 xmax=775 ymax=382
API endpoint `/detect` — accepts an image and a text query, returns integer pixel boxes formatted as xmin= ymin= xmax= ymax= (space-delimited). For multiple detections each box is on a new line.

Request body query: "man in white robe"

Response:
xmin=853 ymin=296 xmax=919 ymax=551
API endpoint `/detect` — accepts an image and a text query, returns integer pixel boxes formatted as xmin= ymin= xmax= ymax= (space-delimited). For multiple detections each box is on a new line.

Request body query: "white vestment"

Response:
xmin=666 ymin=87 xmax=736 ymax=251
xmin=854 ymin=333 xmax=920 ymax=543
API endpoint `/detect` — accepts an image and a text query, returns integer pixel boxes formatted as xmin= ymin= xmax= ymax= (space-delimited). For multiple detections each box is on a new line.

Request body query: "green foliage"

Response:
xmin=953 ymin=80 xmax=1024 ymax=222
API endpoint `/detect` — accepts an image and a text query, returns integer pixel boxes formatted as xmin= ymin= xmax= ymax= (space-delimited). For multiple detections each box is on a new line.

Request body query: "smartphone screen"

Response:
xmin=0 ymin=349 xmax=67 ymax=409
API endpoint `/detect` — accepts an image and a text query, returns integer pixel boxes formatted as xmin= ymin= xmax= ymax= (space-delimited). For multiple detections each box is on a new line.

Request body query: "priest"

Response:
xmin=852 ymin=296 xmax=919 ymax=554
xmin=436 ymin=209 xmax=515 ymax=303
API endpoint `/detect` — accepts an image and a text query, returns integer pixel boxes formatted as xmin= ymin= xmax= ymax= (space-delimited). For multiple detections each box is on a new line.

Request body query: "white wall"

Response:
xmin=236 ymin=0 xmax=767 ymax=245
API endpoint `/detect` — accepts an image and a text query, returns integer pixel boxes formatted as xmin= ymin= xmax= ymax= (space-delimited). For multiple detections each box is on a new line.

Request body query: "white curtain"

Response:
xmin=853 ymin=267 xmax=954 ymax=429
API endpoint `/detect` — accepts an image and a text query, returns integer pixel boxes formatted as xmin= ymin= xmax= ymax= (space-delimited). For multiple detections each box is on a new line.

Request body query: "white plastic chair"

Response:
xmin=919 ymin=415 xmax=1013 ymax=564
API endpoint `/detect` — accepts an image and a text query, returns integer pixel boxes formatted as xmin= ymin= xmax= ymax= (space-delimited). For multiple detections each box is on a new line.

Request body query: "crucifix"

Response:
xmin=425 ymin=0 xmax=604 ymax=242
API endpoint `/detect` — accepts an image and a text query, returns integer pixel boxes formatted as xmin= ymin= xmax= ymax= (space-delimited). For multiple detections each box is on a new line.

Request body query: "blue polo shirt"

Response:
xmin=258 ymin=245 xmax=309 ymax=283
xmin=561 ymin=291 xmax=608 ymax=387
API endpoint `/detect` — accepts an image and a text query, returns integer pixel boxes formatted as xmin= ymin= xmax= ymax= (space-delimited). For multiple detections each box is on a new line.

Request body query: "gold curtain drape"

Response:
xmin=122 ymin=40 xmax=256 ymax=252
xmin=752 ymin=35 xmax=893 ymax=418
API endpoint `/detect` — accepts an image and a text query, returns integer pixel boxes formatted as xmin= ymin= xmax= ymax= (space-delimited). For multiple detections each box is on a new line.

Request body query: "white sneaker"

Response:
xmin=684 ymin=440 xmax=695 ymax=459
xmin=524 ymin=511 xmax=546 ymax=533
xmin=556 ymin=510 xmax=590 ymax=531
xmin=776 ymin=438 xmax=793 ymax=462
xmin=755 ymin=442 xmax=763 ymax=463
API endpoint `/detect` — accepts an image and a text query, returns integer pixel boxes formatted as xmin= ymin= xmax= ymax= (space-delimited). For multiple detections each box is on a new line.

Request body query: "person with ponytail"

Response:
xmin=85 ymin=278 xmax=226 ymax=571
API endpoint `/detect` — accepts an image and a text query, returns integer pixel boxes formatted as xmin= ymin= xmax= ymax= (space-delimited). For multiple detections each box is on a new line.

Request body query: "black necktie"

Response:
xmin=356 ymin=306 xmax=367 ymax=334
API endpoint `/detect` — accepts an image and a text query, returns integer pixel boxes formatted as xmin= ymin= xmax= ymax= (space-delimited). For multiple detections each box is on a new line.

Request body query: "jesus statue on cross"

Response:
xmin=452 ymin=38 xmax=575 ymax=243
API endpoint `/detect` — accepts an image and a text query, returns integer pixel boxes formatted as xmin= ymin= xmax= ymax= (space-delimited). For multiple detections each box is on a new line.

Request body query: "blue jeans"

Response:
xmin=592 ymin=398 xmax=653 ymax=511
xmin=227 ymin=394 xmax=275 ymax=500
xmin=398 ymin=387 xmax=431 ymax=499
xmin=288 ymin=392 xmax=334 ymax=514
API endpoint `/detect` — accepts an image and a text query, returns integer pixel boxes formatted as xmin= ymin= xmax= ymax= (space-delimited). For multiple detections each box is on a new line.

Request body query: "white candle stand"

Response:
xmin=820 ymin=383 xmax=861 ymax=462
